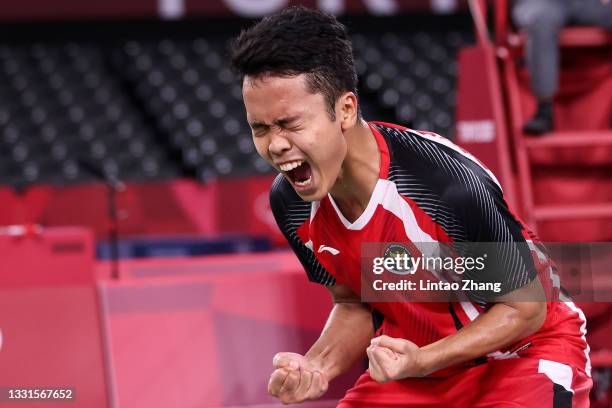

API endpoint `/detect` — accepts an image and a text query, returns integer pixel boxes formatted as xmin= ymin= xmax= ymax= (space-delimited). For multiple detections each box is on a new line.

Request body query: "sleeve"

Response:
xmin=378 ymin=124 xmax=539 ymax=302
xmin=269 ymin=175 xmax=336 ymax=286
xmin=443 ymin=162 xmax=538 ymax=302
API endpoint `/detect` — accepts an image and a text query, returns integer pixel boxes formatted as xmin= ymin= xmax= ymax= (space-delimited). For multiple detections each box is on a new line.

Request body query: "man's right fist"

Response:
xmin=268 ymin=352 xmax=329 ymax=404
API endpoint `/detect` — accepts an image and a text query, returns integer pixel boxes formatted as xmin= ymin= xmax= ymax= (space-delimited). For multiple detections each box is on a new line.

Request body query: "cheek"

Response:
xmin=308 ymin=130 xmax=346 ymax=172
xmin=252 ymin=138 xmax=270 ymax=160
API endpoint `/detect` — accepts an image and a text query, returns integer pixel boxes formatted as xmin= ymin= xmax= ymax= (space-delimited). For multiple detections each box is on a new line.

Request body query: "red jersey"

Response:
xmin=270 ymin=122 xmax=590 ymax=377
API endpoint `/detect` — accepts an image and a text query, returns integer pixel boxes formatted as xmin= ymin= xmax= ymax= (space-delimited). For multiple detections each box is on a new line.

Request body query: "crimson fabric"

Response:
xmin=338 ymin=358 xmax=592 ymax=407
xmin=270 ymin=122 xmax=591 ymax=377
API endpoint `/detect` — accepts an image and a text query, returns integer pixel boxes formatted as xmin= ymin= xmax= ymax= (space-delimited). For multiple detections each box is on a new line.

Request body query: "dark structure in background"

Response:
xmin=0 ymin=16 xmax=472 ymax=187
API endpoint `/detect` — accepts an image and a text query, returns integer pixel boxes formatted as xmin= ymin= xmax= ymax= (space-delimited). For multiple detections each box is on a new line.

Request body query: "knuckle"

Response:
xmin=283 ymin=374 xmax=298 ymax=391
xmin=271 ymin=369 xmax=285 ymax=382
xmin=269 ymin=385 xmax=280 ymax=396
xmin=273 ymin=352 xmax=287 ymax=367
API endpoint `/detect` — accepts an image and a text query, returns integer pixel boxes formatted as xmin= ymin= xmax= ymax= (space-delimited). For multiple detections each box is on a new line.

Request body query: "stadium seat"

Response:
xmin=0 ymin=26 xmax=472 ymax=188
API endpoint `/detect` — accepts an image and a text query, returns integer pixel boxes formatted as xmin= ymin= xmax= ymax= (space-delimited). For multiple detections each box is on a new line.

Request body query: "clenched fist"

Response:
xmin=366 ymin=335 xmax=426 ymax=383
xmin=268 ymin=352 xmax=329 ymax=404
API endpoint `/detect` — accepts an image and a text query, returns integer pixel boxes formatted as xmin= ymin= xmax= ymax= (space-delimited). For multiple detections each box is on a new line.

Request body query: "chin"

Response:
xmin=295 ymin=189 xmax=327 ymax=202
xmin=289 ymin=171 xmax=332 ymax=202
xmin=294 ymin=180 xmax=330 ymax=201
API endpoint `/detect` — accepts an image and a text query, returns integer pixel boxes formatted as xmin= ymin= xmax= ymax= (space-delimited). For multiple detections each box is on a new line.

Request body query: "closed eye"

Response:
xmin=250 ymin=122 xmax=269 ymax=136
xmin=250 ymin=116 xmax=302 ymax=135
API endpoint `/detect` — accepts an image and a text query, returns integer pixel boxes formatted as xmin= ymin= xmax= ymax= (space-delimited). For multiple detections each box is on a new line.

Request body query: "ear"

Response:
xmin=337 ymin=92 xmax=359 ymax=132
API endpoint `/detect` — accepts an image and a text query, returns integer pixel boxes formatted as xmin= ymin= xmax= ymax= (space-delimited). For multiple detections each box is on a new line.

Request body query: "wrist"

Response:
xmin=415 ymin=347 xmax=439 ymax=377
xmin=305 ymin=353 xmax=332 ymax=379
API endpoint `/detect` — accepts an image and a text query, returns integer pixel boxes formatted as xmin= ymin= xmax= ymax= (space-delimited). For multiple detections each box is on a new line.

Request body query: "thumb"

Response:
xmin=370 ymin=335 xmax=412 ymax=353
xmin=272 ymin=352 xmax=301 ymax=370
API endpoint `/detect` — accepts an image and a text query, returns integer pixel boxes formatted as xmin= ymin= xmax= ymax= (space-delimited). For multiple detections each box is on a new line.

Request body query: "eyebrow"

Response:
xmin=250 ymin=115 xmax=300 ymax=129
xmin=250 ymin=121 xmax=267 ymax=130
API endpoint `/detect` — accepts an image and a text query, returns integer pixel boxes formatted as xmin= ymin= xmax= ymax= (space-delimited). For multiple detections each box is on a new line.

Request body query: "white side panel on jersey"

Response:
xmin=458 ymin=301 xmax=480 ymax=321
xmin=538 ymin=359 xmax=575 ymax=393
xmin=530 ymin=237 xmax=591 ymax=377
xmin=559 ymin=298 xmax=592 ymax=377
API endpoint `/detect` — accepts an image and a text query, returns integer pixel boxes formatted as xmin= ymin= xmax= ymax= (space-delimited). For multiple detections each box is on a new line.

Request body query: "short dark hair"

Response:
xmin=230 ymin=6 xmax=358 ymax=120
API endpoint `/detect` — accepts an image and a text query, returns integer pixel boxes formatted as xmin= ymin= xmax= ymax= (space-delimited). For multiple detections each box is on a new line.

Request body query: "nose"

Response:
xmin=268 ymin=131 xmax=291 ymax=157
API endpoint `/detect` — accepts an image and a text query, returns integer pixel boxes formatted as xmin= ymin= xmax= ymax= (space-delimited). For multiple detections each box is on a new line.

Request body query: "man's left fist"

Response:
xmin=366 ymin=335 xmax=426 ymax=383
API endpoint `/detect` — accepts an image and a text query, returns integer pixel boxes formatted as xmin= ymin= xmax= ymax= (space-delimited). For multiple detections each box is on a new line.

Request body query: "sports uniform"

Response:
xmin=270 ymin=122 xmax=592 ymax=407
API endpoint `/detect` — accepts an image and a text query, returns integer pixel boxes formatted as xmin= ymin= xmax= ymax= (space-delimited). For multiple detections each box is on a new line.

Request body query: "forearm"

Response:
xmin=419 ymin=301 xmax=546 ymax=375
xmin=305 ymin=302 xmax=374 ymax=381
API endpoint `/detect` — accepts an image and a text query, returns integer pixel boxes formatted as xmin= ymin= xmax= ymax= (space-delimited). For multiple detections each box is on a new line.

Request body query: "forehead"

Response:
xmin=242 ymin=74 xmax=323 ymax=122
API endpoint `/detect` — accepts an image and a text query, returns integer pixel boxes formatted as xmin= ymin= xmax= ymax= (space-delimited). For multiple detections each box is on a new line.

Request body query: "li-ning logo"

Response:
xmin=318 ymin=245 xmax=340 ymax=255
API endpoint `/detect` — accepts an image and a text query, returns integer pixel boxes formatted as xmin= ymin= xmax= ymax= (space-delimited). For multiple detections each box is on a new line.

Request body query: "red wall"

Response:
xmin=0 ymin=176 xmax=285 ymax=244
xmin=0 ymin=227 xmax=363 ymax=407
xmin=0 ymin=228 xmax=109 ymax=408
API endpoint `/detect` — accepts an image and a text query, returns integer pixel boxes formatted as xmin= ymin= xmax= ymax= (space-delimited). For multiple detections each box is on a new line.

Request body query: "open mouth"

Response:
xmin=279 ymin=160 xmax=312 ymax=187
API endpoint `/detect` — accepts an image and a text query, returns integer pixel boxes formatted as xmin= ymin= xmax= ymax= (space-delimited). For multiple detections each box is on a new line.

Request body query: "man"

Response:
xmin=513 ymin=0 xmax=612 ymax=134
xmin=231 ymin=6 xmax=591 ymax=406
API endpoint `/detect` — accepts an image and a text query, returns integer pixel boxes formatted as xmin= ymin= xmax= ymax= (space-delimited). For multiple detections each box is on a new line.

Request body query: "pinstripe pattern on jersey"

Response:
xmin=270 ymin=175 xmax=336 ymax=286
xmin=373 ymin=124 xmax=536 ymax=302
xmin=270 ymin=124 xmax=537 ymax=294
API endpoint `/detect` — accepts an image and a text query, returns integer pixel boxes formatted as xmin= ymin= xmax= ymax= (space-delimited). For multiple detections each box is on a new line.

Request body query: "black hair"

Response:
xmin=230 ymin=6 xmax=358 ymax=120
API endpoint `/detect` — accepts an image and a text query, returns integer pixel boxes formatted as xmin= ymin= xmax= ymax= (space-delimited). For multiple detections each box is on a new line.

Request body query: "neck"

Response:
xmin=329 ymin=119 xmax=381 ymax=223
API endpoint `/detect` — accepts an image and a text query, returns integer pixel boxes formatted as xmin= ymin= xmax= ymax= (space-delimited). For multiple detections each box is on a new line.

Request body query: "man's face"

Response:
xmin=242 ymin=74 xmax=347 ymax=201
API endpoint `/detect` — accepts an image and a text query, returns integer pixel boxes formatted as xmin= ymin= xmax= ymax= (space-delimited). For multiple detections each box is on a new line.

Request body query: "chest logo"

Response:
xmin=318 ymin=245 xmax=340 ymax=255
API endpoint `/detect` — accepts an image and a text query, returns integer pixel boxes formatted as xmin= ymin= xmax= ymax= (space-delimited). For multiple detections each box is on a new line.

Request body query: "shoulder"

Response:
xmin=269 ymin=174 xmax=308 ymax=215
xmin=269 ymin=174 xmax=312 ymax=233
xmin=371 ymin=123 xmax=461 ymax=174
xmin=372 ymin=123 xmax=491 ymax=173
xmin=269 ymin=174 xmax=293 ymax=207
xmin=372 ymin=123 xmax=513 ymax=234
xmin=269 ymin=174 xmax=336 ymax=286
xmin=372 ymin=122 xmax=503 ymax=198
